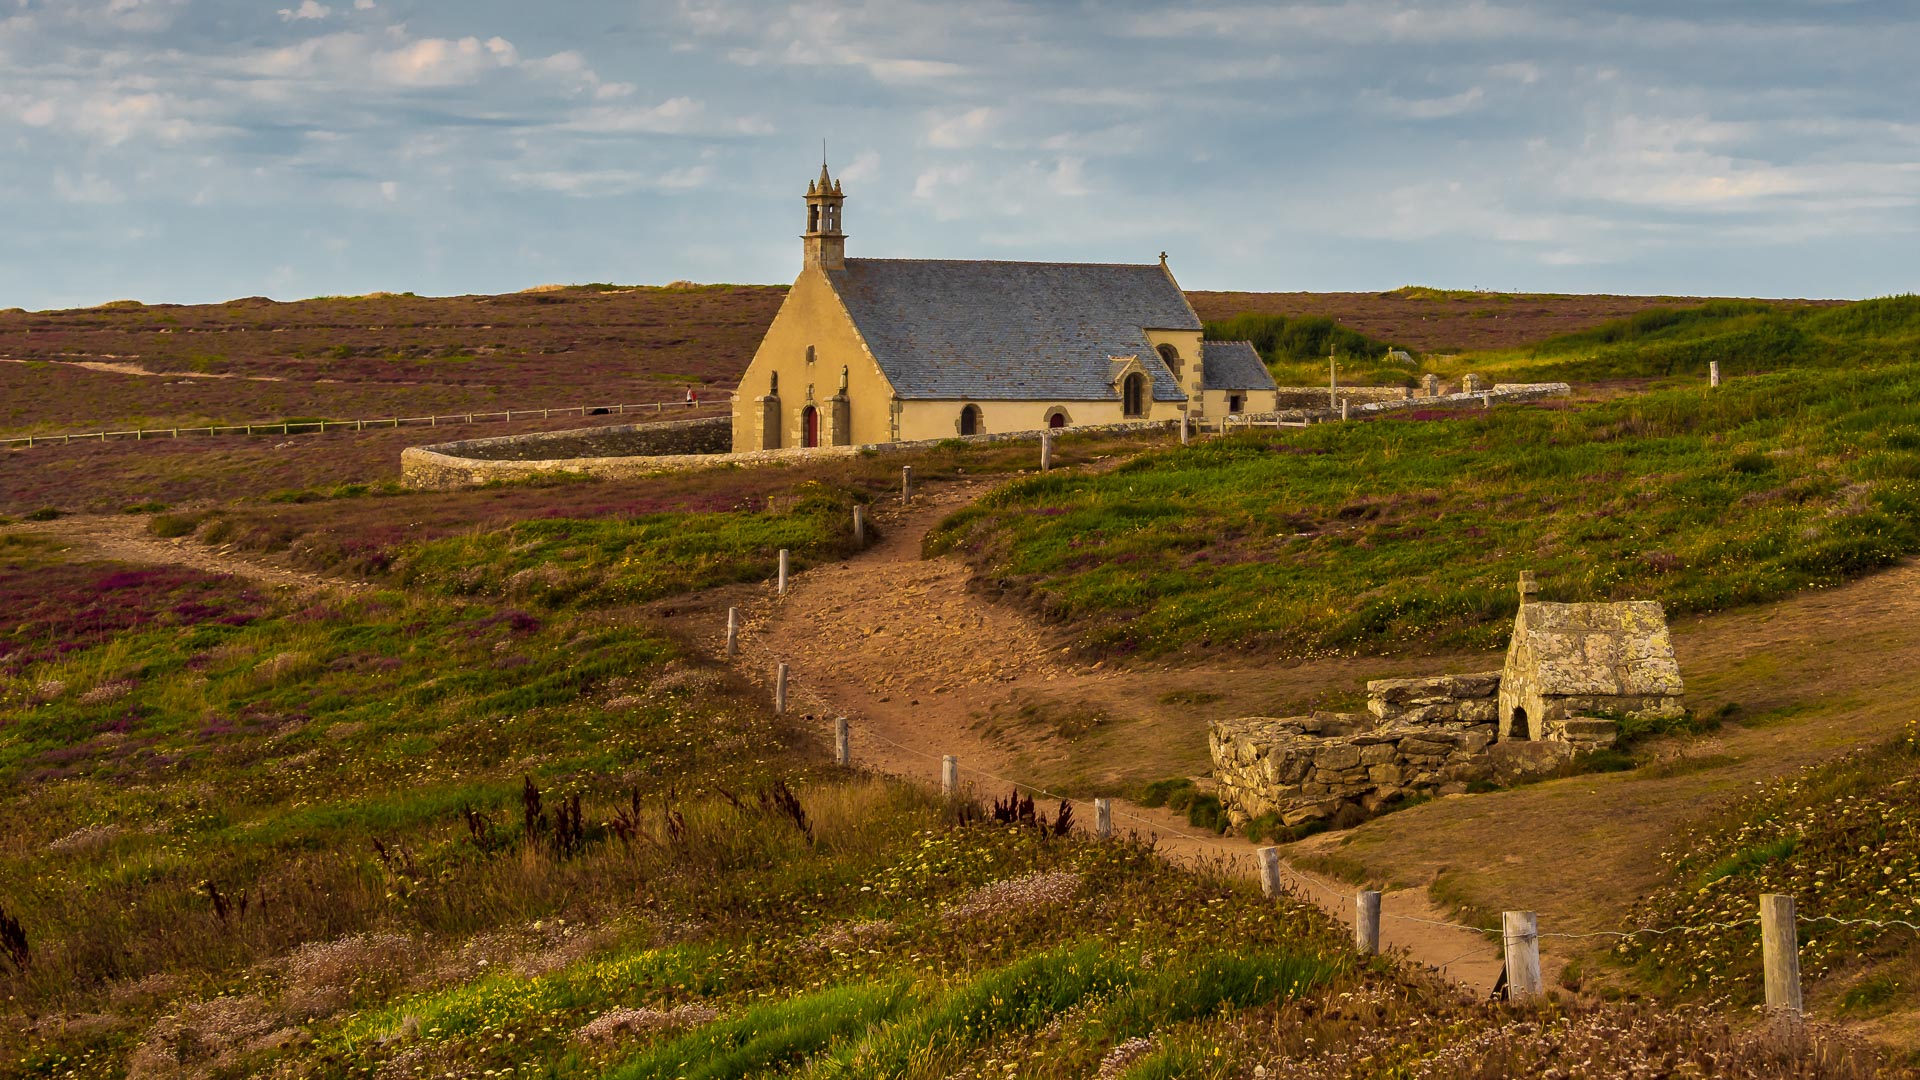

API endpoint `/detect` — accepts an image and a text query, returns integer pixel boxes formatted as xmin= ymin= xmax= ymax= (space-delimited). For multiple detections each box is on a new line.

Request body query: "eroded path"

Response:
xmin=734 ymin=482 xmax=1507 ymax=994
xmin=733 ymin=475 xmax=1920 ymax=1002
xmin=10 ymin=514 xmax=364 ymax=594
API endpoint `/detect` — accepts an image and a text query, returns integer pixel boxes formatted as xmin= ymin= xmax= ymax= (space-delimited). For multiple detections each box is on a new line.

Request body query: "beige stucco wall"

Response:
xmin=731 ymin=268 xmax=899 ymax=451
xmin=895 ymin=396 xmax=1178 ymax=441
xmin=1144 ymin=328 xmax=1206 ymax=415
xmin=1198 ymin=388 xmax=1280 ymax=417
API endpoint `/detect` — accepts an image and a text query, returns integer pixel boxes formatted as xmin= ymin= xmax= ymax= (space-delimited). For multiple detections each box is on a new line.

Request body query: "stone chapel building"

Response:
xmin=730 ymin=162 xmax=1279 ymax=451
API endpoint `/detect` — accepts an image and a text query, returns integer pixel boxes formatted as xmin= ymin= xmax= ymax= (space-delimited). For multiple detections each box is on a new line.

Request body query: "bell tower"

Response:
xmin=803 ymin=160 xmax=846 ymax=271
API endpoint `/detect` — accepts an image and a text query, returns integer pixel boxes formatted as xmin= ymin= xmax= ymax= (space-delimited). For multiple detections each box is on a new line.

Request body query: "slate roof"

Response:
xmin=1199 ymin=340 xmax=1277 ymax=392
xmin=1508 ymin=601 xmax=1684 ymax=697
xmin=828 ymin=258 xmax=1198 ymax=401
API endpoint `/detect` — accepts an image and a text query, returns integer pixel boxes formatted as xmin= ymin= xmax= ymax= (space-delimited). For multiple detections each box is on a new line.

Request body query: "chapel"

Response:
xmin=730 ymin=162 xmax=1278 ymax=451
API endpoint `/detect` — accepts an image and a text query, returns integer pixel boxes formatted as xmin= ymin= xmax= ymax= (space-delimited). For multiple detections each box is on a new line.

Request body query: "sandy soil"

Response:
xmin=729 ymin=481 xmax=1507 ymax=994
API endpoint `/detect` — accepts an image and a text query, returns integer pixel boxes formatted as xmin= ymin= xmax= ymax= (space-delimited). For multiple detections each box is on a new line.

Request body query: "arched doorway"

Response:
xmin=1048 ymin=412 xmax=1066 ymax=430
xmin=1509 ymin=707 xmax=1531 ymax=741
xmin=801 ymin=405 xmax=819 ymax=448
xmin=959 ymin=404 xmax=982 ymax=436
xmin=1122 ymin=372 xmax=1148 ymax=417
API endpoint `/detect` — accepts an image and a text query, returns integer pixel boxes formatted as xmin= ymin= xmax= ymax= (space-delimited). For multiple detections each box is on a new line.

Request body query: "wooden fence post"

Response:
xmin=834 ymin=717 xmax=850 ymax=767
xmin=774 ymin=663 xmax=789 ymax=716
xmin=901 ymin=466 xmax=913 ymax=505
xmin=941 ymin=755 xmax=958 ymax=796
xmin=1094 ymin=798 xmax=1112 ymax=839
xmin=1256 ymin=847 xmax=1284 ymax=898
xmin=852 ymin=504 xmax=866 ymax=547
xmin=1356 ymin=890 xmax=1382 ymax=955
xmin=1180 ymin=412 xmax=1189 ymax=444
xmin=1761 ymin=893 xmax=1804 ymax=1020
xmin=1040 ymin=432 xmax=1053 ymax=472
xmin=777 ymin=549 xmax=790 ymax=596
xmin=1710 ymin=361 xmax=1722 ymax=388
xmin=1501 ymin=911 xmax=1542 ymax=1002
xmin=725 ymin=607 xmax=739 ymax=658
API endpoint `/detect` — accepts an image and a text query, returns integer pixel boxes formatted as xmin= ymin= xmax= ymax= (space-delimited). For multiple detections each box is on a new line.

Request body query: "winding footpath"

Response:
xmin=731 ymin=480 xmax=1508 ymax=995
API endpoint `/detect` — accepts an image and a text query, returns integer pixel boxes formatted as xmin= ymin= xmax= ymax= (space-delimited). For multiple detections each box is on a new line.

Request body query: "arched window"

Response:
xmin=1047 ymin=410 xmax=1068 ymax=429
xmin=1122 ymin=372 xmax=1148 ymax=418
xmin=769 ymin=371 xmax=779 ymax=395
xmin=801 ymin=405 xmax=819 ymax=448
xmin=959 ymin=404 xmax=982 ymax=436
xmin=1156 ymin=343 xmax=1182 ymax=377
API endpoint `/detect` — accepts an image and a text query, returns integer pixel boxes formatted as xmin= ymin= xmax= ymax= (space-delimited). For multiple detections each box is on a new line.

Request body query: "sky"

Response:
xmin=1 ymin=0 xmax=1917 ymax=309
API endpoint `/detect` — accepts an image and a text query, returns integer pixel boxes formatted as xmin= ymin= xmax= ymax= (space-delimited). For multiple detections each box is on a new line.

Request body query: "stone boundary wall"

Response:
xmin=423 ymin=416 xmax=733 ymax=462
xmin=401 ymin=416 xmax=1178 ymax=489
xmin=401 ymin=381 xmax=1574 ymax=489
xmin=1210 ymin=671 xmax=1580 ymax=826
xmin=1238 ymin=382 xmax=1570 ymax=427
xmin=1273 ymin=386 xmax=1412 ymax=409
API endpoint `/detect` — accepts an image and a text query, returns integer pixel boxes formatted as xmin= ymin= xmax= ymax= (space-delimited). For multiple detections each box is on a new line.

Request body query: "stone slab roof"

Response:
xmin=829 ymin=258 xmax=1197 ymax=402
xmin=1512 ymin=600 xmax=1684 ymax=697
xmin=1200 ymin=340 xmax=1278 ymax=392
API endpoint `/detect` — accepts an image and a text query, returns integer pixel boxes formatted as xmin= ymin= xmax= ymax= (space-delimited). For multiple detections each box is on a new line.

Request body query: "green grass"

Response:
xmin=930 ymin=361 xmax=1920 ymax=658
xmin=1204 ymin=312 xmax=1412 ymax=385
xmin=1620 ymin=737 xmax=1920 ymax=1008
xmin=1469 ymin=293 xmax=1920 ymax=383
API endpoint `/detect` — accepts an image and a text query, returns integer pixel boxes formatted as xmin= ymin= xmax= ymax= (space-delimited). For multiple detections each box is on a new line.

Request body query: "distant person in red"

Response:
xmin=686 ymin=388 xmax=698 ymax=405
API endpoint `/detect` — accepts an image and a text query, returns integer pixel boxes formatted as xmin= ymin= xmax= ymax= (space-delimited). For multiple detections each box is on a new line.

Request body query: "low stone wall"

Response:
xmin=1235 ymin=382 xmax=1570 ymax=429
xmin=426 ymin=416 xmax=732 ymax=462
xmin=1210 ymin=670 xmax=1583 ymax=827
xmin=1273 ymin=386 xmax=1412 ymax=409
xmin=401 ymin=416 xmax=1179 ymax=490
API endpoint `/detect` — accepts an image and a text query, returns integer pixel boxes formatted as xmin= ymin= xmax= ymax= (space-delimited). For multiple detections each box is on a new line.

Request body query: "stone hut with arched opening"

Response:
xmin=1497 ymin=575 xmax=1686 ymax=744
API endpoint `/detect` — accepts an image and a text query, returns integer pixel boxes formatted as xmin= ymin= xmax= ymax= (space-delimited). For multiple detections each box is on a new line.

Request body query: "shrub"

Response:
xmin=23 ymin=507 xmax=60 ymax=521
xmin=1185 ymin=794 xmax=1229 ymax=833
xmin=1139 ymin=778 xmax=1195 ymax=809
xmin=121 ymin=501 xmax=172 ymax=514
xmin=148 ymin=512 xmax=206 ymax=539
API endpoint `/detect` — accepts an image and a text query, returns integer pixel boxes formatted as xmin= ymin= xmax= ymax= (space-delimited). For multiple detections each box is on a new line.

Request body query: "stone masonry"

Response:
xmin=1211 ymin=575 xmax=1682 ymax=828
xmin=1211 ymin=672 xmax=1518 ymax=827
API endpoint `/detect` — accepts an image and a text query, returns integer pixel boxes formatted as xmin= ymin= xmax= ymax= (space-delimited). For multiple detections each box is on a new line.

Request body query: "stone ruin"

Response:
xmin=1210 ymin=575 xmax=1686 ymax=828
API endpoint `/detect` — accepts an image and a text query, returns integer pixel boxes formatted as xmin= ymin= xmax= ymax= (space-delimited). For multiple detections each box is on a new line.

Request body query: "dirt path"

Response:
xmin=734 ymin=482 xmax=1506 ymax=995
xmin=10 ymin=514 xmax=365 ymax=594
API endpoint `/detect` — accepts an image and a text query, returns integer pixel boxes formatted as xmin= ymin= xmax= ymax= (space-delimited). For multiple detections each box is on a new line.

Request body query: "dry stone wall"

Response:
xmin=1210 ymin=670 xmax=1579 ymax=827
xmin=433 ymin=417 xmax=732 ymax=461
xmin=401 ymin=416 xmax=1177 ymax=489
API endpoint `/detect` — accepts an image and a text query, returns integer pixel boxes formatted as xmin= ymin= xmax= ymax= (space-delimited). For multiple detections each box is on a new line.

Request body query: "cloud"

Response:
xmin=278 ymin=2 xmax=331 ymax=22
xmin=924 ymin=106 xmax=994 ymax=149
xmin=562 ymin=96 xmax=770 ymax=136
xmin=837 ymin=149 xmax=881 ymax=183
xmin=506 ymin=164 xmax=714 ymax=197
xmin=375 ymin=36 xmax=518 ymax=86
xmin=1380 ymin=86 xmax=1487 ymax=120
xmin=52 ymin=169 xmax=123 ymax=203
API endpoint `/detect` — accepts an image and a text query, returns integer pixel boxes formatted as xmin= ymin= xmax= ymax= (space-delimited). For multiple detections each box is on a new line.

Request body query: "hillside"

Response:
xmin=1186 ymin=287 xmax=1847 ymax=354
xmin=2 ymin=285 xmax=1833 ymax=441
xmin=4 ymin=507 xmax=1875 ymax=1078
xmin=6 ymin=288 xmax=1920 ymax=1073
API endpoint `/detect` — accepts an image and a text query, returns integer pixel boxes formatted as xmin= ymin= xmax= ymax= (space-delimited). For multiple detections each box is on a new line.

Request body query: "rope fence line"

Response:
xmin=0 ymin=399 xmax=712 ymax=448
xmin=834 ymin=708 xmax=1904 ymax=1005
xmin=749 ymin=573 xmax=1885 ymax=1014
